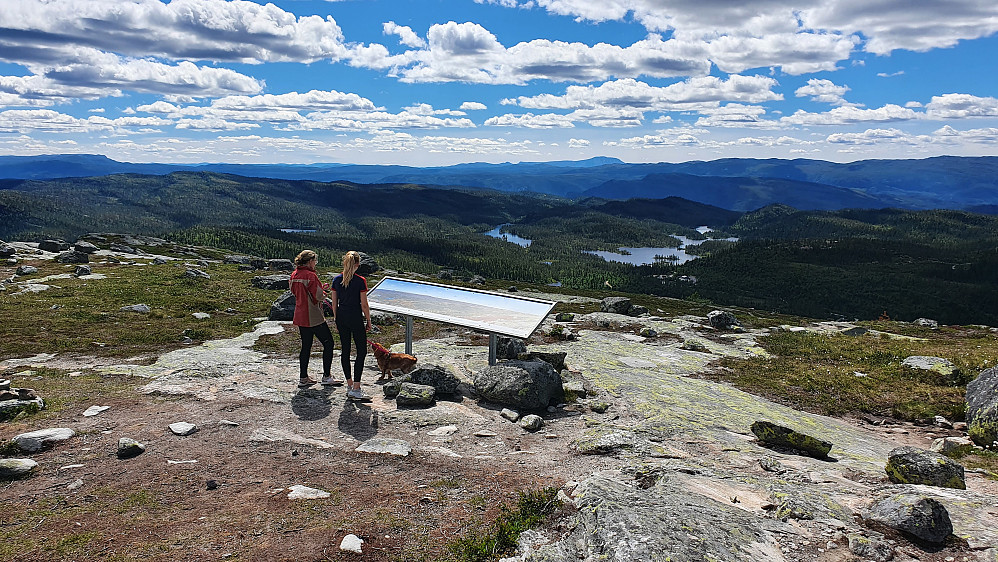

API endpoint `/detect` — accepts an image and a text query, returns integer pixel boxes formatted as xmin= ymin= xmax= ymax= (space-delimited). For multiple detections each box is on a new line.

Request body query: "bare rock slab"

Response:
xmin=13 ymin=427 xmax=75 ymax=452
xmin=355 ymin=437 xmax=411 ymax=457
xmin=967 ymin=365 xmax=998 ymax=447
xmin=751 ymin=420 xmax=832 ymax=459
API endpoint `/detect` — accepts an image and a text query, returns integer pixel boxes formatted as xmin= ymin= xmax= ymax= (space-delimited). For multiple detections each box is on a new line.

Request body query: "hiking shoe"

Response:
xmin=298 ymin=377 xmax=317 ymax=388
xmin=347 ymin=389 xmax=370 ymax=401
xmin=320 ymin=376 xmax=339 ymax=386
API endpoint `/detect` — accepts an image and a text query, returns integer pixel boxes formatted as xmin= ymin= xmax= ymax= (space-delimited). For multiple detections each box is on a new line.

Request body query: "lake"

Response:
xmin=586 ymin=229 xmax=738 ymax=266
xmin=483 ymin=224 xmax=532 ymax=247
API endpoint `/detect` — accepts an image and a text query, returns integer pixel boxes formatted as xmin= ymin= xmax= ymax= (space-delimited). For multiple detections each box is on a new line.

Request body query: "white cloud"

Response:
xmin=608 ymin=126 xmax=711 ymax=148
xmin=933 ymin=125 xmax=998 ymax=143
xmin=877 ymin=71 xmax=905 ymax=78
xmin=794 ymin=79 xmax=852 ymax=106
xmin=485 ymin=112 xmax=575 ymax=128
xmin=0 ymin=108 xmax=169 ymax=134
xmin=383 ymin=21 xmax=427 ymax=48
xmin=924 ymin=94 xmax=998 ymax=119
xmin=460 ymin=101 xmax=487 ymax=110
xmin=825 ymin=127 xmax=920 ymax=145
xmin=694 ymin=104 xmax=778 ymax=128
xmin=568 ymin=138 xmax=591 ymax=148
xmin=781 ymin=104 xmax=919 ymax=126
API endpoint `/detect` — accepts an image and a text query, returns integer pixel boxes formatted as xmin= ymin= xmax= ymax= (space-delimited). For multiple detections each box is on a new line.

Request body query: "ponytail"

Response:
xmin=341 ymin=251 xmax=360 ymax=287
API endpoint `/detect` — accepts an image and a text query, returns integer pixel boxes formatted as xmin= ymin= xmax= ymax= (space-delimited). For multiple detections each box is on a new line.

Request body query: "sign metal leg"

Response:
xmin=405 ymin=316 xmax=413 ymax=356
xmin=489 ymin=333 xmax=497 ymax=366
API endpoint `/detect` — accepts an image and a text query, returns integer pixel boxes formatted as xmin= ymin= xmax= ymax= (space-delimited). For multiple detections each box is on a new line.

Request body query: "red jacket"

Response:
xmin=289 ymin=266 xmax=325 ymax=327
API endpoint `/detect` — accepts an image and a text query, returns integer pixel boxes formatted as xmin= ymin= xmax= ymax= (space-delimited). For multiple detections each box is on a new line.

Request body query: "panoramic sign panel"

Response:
xmin=367 ymin=277 xmax=555 ymax=339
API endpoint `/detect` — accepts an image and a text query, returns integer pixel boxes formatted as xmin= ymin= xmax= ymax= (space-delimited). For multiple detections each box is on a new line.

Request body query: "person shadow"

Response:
xmin=290 ymin=388 xmax=332 ymax=421
xmin=337 ymin=399 xmax=378 ymax=441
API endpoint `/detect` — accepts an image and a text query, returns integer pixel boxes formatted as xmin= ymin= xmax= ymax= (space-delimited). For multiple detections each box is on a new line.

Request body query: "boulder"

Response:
xmin=408 ymin=364 xmax=461 ymax=395
xmin=14 ymin=265 xmax=37 ymax=276
xmin=555 ymin=312 xmax=575 ymax=322
xmin=223 ymin=255 xmax=253 ymax=265
xmin=500 ymin=408 xmax=520 ymax=422
xmin=600 ymin=296 xmax=632 ymax=315
xmin=473 ymin=360 xmax=564 ymax=411
xmin=519 ymin=351 xmax=567 ymax=372
xmin=707 ymin=310 xmax=739 ymax=330
xmin=73 ymin=240 xmax=99 ymax=254
xmin=267 ymin=259 xmax=294 ymax=271
xmin=120 ymin=304 xmax=150 ymax=314
xmin=269 ymin=291 xmax=296 ymax=321
xmin=751 ymin=420 xmax=832 ymax=458
xmin=13 ymin=427 xmax=75 ymax=452
xmin=0 ymin=394 xmax=45 ymax=418
xmin=638 ymin=327 xmax=657 ymax=337
xmin=0 ymin=458 xmax=38 ymax=479
xmin=117 ymin=437 xmax=146 ymax=459
xmin=627 ymin=304 xmax=649 ymax=317
xmin=355 ymin=252 xmax=380 ymax=276
xmin=169 ymin=422 xmax=198 ymax=436
xmin=74 ymin=265 xmax=92 ymax=277
xmin=109 ymin=243 xmax=137 ymax=254
xmin=519 ymin=414 xmax=543 ymax=431
xmin=967 ymin=366 xmax=998 ymax=447
xmin=56 ymin=250 xmax=90 ymax=264
xmin=885 ymin=446 xmax=965 ymax=489
xmin=436 ymin=269 xmax=453 ymax=280
xmin=902 ymin=356 xmax=959 ymax=379
xmin=866 ymin=494 xmax=953 ymax=544
xmin=930 ymin=436 xmax=975 ymax=456
xmin=0 ymin=243 xmax=15 ymax=258
xmin=913 ymin=318 xmax=939 ymax=329
xmin=151 ymin=256 xmax=169 ymax=265
xmin=38 ymin=239 xmax=69 ymax=252
xmin=184 ymin=268 xmax=210 ymax=279
xmin=395 ymin=382 xmax=436 ymax=407
xmin=251 ymin=274 xmax=290 ymax=290
xmin=250 ymin=258 xmax=268 ymax=270
xmin=496 ymin=336 xmax=527 ymax=360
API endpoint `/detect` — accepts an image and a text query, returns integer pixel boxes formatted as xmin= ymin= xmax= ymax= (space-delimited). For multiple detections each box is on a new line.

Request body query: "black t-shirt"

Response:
xmin=331 ymin=274 xmax=367 ymax=321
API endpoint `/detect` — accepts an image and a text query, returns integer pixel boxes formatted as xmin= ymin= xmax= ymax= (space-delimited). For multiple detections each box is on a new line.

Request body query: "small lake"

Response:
xmin=484 ymin=224 xmax=531 ymax=247
xmin=586 ymin=230 xmax=738 ymax=266
xmin=279 ymin=228 xmax=317 ymax=233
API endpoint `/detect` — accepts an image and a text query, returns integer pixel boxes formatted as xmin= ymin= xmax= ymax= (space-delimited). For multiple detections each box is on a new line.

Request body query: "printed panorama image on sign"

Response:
xmin=366 ymin=277 xmax=555 ymax=339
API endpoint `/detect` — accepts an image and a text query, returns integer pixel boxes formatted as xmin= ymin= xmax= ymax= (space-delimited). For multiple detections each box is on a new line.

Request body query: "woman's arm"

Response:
xmin=361 ymin=291 xmax=372 ymax=331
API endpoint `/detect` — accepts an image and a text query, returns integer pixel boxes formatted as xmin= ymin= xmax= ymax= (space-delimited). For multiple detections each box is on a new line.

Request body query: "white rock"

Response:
xmin=120 ymin=304 xmax=150 ymax=313
xmin=13 ymin=427 xmax=75 ymax=452
xmin=192 ymin=312 xmax=211 ymax=320
xmin=356 ymin=438 xmax=412 ymax=456
xmin=169 ymin=422 xmax=198 ymax=436
xmin=82 ymin=405 xmax=109 ymax=417
xmin=428 ymin=425 xmax=458 ymax=436
xmin=0 ymin=458 xmax=38 ymax=478
xmin=500 ymin=408 xmax=520 ymax=422
xmin=288 ymin=484 xmax=330 ymax=500
xmin=67 ymin=479 xmax=84 ymax=491
xmin=340 ymin=534 xmax=364 ymax=553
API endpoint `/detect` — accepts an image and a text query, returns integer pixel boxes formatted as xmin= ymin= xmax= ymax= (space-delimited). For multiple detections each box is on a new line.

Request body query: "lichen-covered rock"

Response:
xmin=39 ymin=239 xmax=69 ymax=252
xmin=473 ymin=360 xmax=563 ymax=410
xmin=408 ymin=364 xmax=460 ymax=395
xmin=523 ymin=472 xmax=787 ymax=562
xmin=885 ymin=446 xmax=965 ymax=489
xmin=14 ymin=265 xmax=37 ymax=276
xmin=496 ymin=336 xmax=527 ymax=360
xmin=267 ymin=259 xmax=294 ymax=271
xmin=519 ymin=414 xmax=543 ymax=431
xmin=120 ymin=304 xmax=150 ymax=314
xmin=967 ymin=366 xmax=998 ymax=447
xmin=902 ymin=356 xmax=958 ymax=379
xmin=395 ymin=382 xmax=435 ymax=407
xmin=269 ymin=291 xmax=295 ymax=321
xmin=0 ymin=458 xmax=38 ymax=479
xmin=555 ymin=312 xmax=575 ymax=322
xmin=930 ymin=436 xmax=975 ymax=456
xmin=847 ymin=534 xmax=894 ymax=562
xmin=184 ymin=268 xmax=210 ymax=279
xmin=571 ymin=431 xmax=635 ymax=455
xmin=117 ymin=437 xmax=146 ymax=459
xmin=74 ymin=240 xmax=99 ymax=254
xmin=56 ymin=250 xmax=90 ymax=264
xmin=751 ymin=420 xmax=832 ymax=458
xmin=381 ymin=374 xmax=412 ymax=398
xmin=600 ymin=296 xmax=632 ymax=315
xmin=638 ymin=327 xmax=657 ymax=337
xmin=519 ymin=351 xmax=567 ymax=372
xmin=707 ymin=310 xmax=739 ymax=330
xmin=866 ymin=493 xmax=953 ymax=544
xmin=251 ymin=274 xmax=290 ymax=290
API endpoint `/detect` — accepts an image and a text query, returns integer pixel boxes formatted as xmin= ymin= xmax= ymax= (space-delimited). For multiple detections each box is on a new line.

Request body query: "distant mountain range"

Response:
xmin=1 ymin=154 xmax=996 ymax=212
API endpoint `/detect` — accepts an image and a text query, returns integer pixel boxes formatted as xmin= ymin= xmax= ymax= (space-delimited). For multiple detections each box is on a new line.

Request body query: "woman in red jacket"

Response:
xmin=290 ymin=250 xmax=335 ymax=388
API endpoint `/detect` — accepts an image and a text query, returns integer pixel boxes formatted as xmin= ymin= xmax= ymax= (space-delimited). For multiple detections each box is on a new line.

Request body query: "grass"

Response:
xmin=707 ymin=326 xmax=998 ymax=421
xmin=446 ymin=487 xmax=562 ymax=562
xmin=0 ymin=367 xmax=142 ymax=428
xmin=0 ymin=257 xmax=285 ymax=359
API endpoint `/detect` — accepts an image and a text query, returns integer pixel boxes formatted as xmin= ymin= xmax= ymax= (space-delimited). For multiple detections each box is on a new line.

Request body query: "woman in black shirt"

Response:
xmin=331 ymin=251 xmax=372 ymax=399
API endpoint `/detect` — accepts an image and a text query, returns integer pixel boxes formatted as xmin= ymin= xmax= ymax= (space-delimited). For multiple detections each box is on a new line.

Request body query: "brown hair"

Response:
xmin=341 ymin=251 xmax=360 ymax=287
xmin=294 ymin=249 xmax=317 ymax=268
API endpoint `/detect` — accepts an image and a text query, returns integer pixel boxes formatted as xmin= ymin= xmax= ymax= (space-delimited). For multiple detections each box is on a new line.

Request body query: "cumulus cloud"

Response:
xmin=568 ymin=138 xmax=591 ymax=148
xmin=933 ymin=125 xmax=998 ymax=143
xmin=694 ymin=104 xmax=778 ymax=128
xmin=608 ymin=126 xmax=711 ymax=148
xmin=794 ymin=79 xmax=852 ymax=106
xmin=485 ymin=112 xmax=575 ymax=128
xmin=460 ymin=101 xmax=487 ymax=110
xmin=0 ymin=108 xmax=168 ymax=134
xmin=781 ymin=104 xmax=919 ymax=126
xmin=384 ymin=21 xmax=427 ymax=48
xmin=924 ymin=94 xmax=998 ymax=119
xmin=825 ymin=127 xmax=923 ymax=145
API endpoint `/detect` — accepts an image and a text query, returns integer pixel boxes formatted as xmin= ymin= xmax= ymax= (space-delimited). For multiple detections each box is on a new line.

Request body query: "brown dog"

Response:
xmin=370 ymin=342 xmax=417 ymax=381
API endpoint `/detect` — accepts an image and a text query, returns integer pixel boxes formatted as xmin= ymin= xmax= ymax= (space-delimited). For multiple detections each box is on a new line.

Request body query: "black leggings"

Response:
xmin=298 ymin=323 xmax=334 ymax=379
xmin=336 ymin=316 xmax=367 ymax=382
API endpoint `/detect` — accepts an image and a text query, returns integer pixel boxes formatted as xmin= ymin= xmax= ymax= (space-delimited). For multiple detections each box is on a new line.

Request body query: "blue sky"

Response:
xmin=1 ymin=0 xmax=996 ymax=166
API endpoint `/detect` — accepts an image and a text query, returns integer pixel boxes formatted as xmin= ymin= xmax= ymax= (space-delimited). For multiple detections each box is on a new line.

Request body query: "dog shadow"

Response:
xmin=337 ymin=399 xmax=378 ymax=441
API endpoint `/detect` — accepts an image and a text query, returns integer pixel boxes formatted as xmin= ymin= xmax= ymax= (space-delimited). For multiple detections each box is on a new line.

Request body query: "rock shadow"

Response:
xmin=291 ymin=388 xmax=332 ymax=421
xmin=338 ymin=400 xmax=378 ymax=441
xmin=756 ymin=442 xmax=839 ymax=462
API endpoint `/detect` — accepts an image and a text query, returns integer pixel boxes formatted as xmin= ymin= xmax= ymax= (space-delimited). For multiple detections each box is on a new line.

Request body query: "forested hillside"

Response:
xmin=2 ymin=172 xmax=997 ymax=325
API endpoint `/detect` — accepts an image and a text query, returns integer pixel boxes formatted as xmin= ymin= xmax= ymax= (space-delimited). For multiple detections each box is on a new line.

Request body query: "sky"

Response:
xmin=0 ymin=0 xmax=997 ymax=166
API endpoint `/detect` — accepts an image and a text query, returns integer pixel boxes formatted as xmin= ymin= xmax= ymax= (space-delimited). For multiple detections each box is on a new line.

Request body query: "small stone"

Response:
xmin=355 ymin=437 xmax=412 ymax=456
xmin=67 ymin=479 xmax=84 ymax=491
xmin=184 ymin=268 xmax=210 ymax=279
xmin=14 ymin=265 xmax=38 ymax=276
xmin=13 ymin=427 xmax=75 ymax=452
xmin=288 ymin=485 xmax=330 ymax=499
xmin=555 ymin=312 xmax=575 ymax=322
xmin=192 ymin=312 xmax=210 ymax=320
xmin=589 ymin=401 xmax=610 ymax=414
xmin=340 ymin=534 xmax=364 ymax=553
xmin=638 ymin=327 xmax=657 ymax=337
xmin=120 ymin=304 xmax=150 ymax=314
xmin=500 ymin=408 xmax=520 ymax=422
xmin=219 ymin=419 xmax=239 ymax=427
xmin=520 ymin=414 xmax=544 ymax=431
xmin=428 ymin=425 xmax=458 ymax=436
xmin=74 ymin=265 xmax=92 ymax=277
xmin=82 ymin=405 xmax=110 ymax=417
xmin=206 ymin=480 xmax=218 ymax=490
xmin=117 ymin=437 xmax=146 ymax=459
xmin=151 ymin=257 xmax=169 ymax=265
xmin=0 ymin=458 xmax=38 ymax=479
xmin=169 ymin=422 xmax=198 ymax=436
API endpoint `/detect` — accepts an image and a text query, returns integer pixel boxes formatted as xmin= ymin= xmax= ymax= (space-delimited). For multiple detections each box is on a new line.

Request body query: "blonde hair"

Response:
xmin=294 ymin=249 xmax=317 ymax=268
xmin=341 ymin=251 xmax=360 ymax=287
